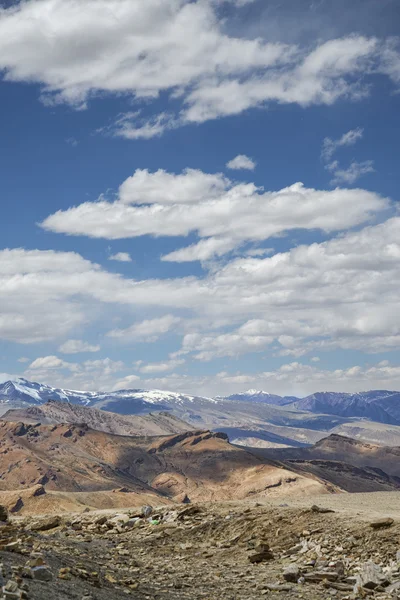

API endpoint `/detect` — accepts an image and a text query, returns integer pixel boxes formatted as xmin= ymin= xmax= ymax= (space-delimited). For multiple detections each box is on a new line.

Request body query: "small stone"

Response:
xmin=311 ymin=505 xmax=335 ymax=514
xmin=355 ymin=561 xmax=388 ymax=590
xmin=248 ymin=543 xmax=274 ymax=563
xmin=283 ymin=564 xmax=300 ymax=582
xmin=4 ymin=541 xmax=22 ymax=554
xmin=58 ymin=567 xmax=71 ymax=580
xmin=386 ymin=581 xmax=400 ymax=593
xmin=32 ymin=566 xmax=53 ymax=581
xmin=141 ymin=505 xmax=153 ymax=518
xmin=0 ymin=505 xmax=9 ymax=522
xmin=30 ymin=515 xmax=61 ymax=531
xmin=3 ymin=580 xmax=21 ymax=600
xmin=369 ymin=518 xmax=394 ymax=529
xmin=264 ymin=583 xmax=293 ymax=591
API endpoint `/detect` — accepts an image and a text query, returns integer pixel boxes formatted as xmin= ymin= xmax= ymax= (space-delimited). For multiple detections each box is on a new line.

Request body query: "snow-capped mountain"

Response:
xmin=0 ymin=378 xmax=217 ymax=416
xmin=217 ymin=389 xmax=297 ymax=406
xmin=1 ymin=379 xmax=400 ymax=426
xmin=0 ymin=378 xmax=105 ymax=406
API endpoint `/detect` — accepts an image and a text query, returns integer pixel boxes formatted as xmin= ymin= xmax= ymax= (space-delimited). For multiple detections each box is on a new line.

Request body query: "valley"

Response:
xmin=0 ymin=378 xmax=399 ymax=599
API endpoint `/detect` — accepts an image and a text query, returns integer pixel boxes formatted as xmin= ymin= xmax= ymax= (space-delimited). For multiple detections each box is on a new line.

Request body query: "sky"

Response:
xmin=0 ymin=0 xmax=399 ymax=397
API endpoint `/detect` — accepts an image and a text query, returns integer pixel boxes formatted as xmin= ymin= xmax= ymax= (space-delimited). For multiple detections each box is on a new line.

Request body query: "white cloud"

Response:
xmin=321 ymin=127 xmax=374 ymax=185
xmin=17 ymin=357 xmax=30 ymax=364
xmin=41 ymin=169 xmax=390 ymax=262
xmin=109 ymin=252 xmax=132 ymax=263
xmin=102 ymin=112 xmax=177 ymax=140
xmin=24 ymin=356 xmax=125 ymax=390
xmin=0 ymin=1 xmax=397 ymax=132
xmin=106 ymin=315 xmax=181 ymax=342
xmin=109 ymin=360 xmax=400 ymax=397
xmin=58 ymin=339 xmax=101 ymax=354
xmin=329 ymin=160 xmax=375 ymax=185
xmin=29 ymin=356 xmax=76 ymax=371
xmin=226 ymin=154 xmax=256 ymax=170
xmin=3 ymin=209 xmax=400 ymax=389
xmin=135 ymin=358 xmax=186 ymax=374
xmin=321 ymin=127 xmax=364 ymax=162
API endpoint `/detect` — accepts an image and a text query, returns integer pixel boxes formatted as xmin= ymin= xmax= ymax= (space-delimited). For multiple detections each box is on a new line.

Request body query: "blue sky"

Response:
xmin=0 ymin=0 xmax=399 ymax=396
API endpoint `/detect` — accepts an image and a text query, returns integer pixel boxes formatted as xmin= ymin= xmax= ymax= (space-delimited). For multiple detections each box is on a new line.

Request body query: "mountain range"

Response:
xmin=2 ymin=378 xmax=400 ymax=423
xmin=2 ymin=378 xmax=400 ymax=449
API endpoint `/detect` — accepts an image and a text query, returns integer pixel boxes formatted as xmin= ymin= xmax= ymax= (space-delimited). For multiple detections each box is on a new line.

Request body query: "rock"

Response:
xmin=174 ymin=493 xmax=191 ymax=504
xmin=248 ymin=543 xmax=274 ymax=563
xmin=387 ymin=581 xmax=400 ymax=594
xmin=283 ymin=564 xmax=300 ymax=582
xmin=141 ymin=505 xmax=153 ymax=518
xmin=322 ymin=581 xmax=354 ymax=592
xmin=94 ymin=515 xmax=108 ymax=526
xmin=0 ymin=505 xmax=8 ymax=522
xmin=9 ymin=497 xmax=23 ymax=514
xmin=27 ymin=555 xmax=45 ymax=567
xmin=355 ymin=561 xmax=389 ymax=590
xmin=31 ymin=484 xmax=46 ymax=497
xmin=32 ymin=565 xmax=53 ymax=581
xmin=30 ymin=515 xmax=62 ymax=531
xmin=108 ymin=513 xmax=130 ymax=527
xmin=369 ymin=517 xmax=394 ymax=529
xmin=303 ymin=571 xmax=339 ymax=583
xmin=3 ymin=580 xmax=21 ymax=600
xmin=4 ymin=541 xmax=23 ymax=554
xmin=311 ymin=505 xmax=335 ymax=514
xmin=58 ymin=567 xmax=71 ymax=580
xmin=264 ymin=583 xmax=293 ymax=591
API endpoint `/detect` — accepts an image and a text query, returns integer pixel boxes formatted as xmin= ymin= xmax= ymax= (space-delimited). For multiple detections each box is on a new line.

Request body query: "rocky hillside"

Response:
xmin=1 ymin=496 xmax=400 ymax=599
xmin=295 ymin=390 xmax=400 ymax=425
xmin=0 ymin=421 xmax=333 ymax=510
xmin=255 ymin=433 xmax=400 ymax=492
xmin=2 ymin=400 xmax=191 ymax=437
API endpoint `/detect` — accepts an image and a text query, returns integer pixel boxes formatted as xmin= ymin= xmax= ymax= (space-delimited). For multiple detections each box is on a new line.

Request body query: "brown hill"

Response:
xmin=253 ymin=433 xmax=400 ymax=492
xmin=0 ymin=420 xmax=333 ymax=514
xmin=2 ymin=400 xmax=191 ymax=436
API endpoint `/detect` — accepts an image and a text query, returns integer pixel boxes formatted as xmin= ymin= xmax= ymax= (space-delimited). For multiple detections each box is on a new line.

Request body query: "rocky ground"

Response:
xmin=0 ymin=496 xmax=399 ymax=599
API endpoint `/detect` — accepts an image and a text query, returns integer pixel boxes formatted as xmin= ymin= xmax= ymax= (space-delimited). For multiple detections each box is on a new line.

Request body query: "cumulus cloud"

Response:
xmin=109 ymin=252 xmax=132 ymax=263
xmin=226 ymin=154 xmax=256 ymax=170
xmin=58 ymin=339 xmax=101 ymax=354
xmin=109 ymin=360 xmax=400 ymax=397
xmin=41 ymin=168 xmax=390 ymax=262
xmin=106 ymin=315 xmax=181 ymax=342
xmin=0 ymin=1 xmax=398 ymax=132
xmin=29 ymin=355 xmax=77 ymax=371
xmin=3 ymin=212 xmax=400 ymax=391
xmin=25 ymin=356 xmax=125 ymax=390
xmin=134 ymin=358 xmax=186 ymax=374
